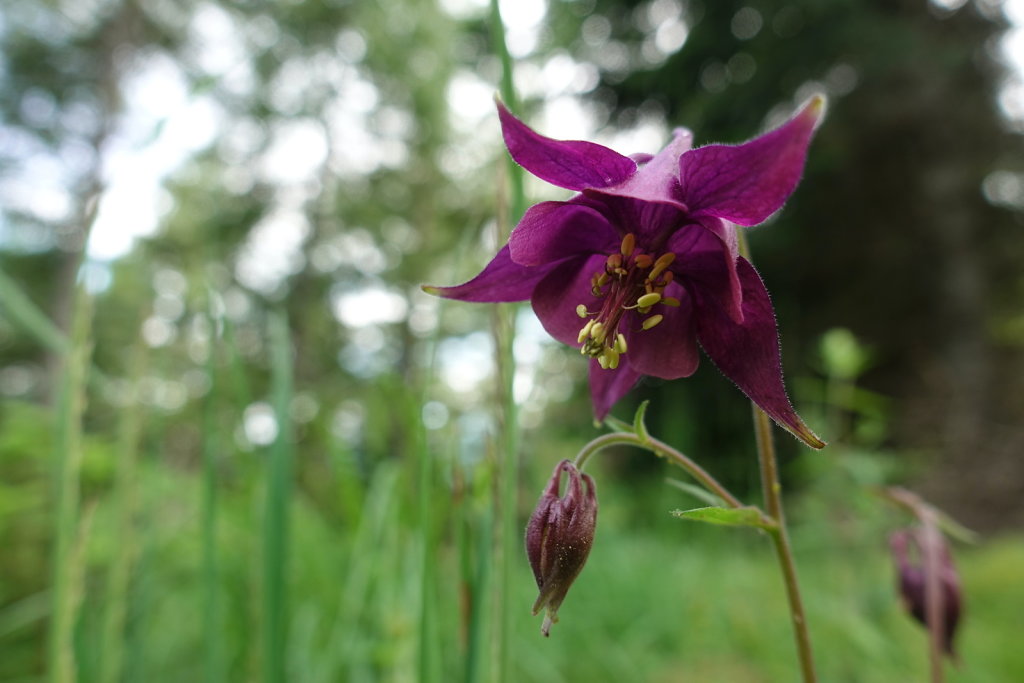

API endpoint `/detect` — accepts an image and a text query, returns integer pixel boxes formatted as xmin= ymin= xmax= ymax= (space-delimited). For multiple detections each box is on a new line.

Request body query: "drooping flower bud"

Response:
xmin=525 ymin=459 xmax=598 ymax=637
xmin=889 ymin=528 xmax=963 ymax=658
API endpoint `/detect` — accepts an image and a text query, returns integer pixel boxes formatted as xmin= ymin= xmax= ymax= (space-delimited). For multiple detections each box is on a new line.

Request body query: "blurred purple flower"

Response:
xmin=425 ymin=97 xmax=825 ymax=447
xmin=525 ymin=459 xmax=598 ymax=637
xmin=889 ymin=528 xmax=963 ymax=659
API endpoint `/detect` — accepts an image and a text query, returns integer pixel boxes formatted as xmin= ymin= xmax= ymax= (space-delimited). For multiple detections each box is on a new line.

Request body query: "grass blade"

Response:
xmin=264 ymin=308 xmax=294 ymax=683
xmin=98 ymin=338 xmax=147 ymax=683
xmin=46 ymin=281 xmax=93 ymax=683
xmin=201 ymin=302 xmax=225 ymax=683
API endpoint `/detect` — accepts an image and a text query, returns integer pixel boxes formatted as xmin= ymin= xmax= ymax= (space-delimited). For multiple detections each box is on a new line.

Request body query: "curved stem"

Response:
xmin=752 ymin=405 xmax=817 ymax=683
xmin=573 ymin=432 xmax=745 ymax=510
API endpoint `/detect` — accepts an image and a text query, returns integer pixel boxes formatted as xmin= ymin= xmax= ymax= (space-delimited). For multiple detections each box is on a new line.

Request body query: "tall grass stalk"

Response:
xmin=316 ymin=463 xmax=399 ymax=681
xmin=488 ymin=3 xmax=525 ymax=680
xmin=98 ymin=338 xmax=147 ymax=683
xmin=263 ymin=309 xmax=295 ymax=683
xmin=46 ymin=279 xmax=94 ymax=683
xmin=201 ymin=304 xmax=225 ymax=683
xmin=415 ymin=391 xmax=439 ymax=683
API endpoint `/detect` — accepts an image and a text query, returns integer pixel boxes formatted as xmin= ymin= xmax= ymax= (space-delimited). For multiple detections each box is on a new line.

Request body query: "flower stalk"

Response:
xmin=752 ymin=404 xmax=818 ymax=683
xmin=573 ymin=431 xmax=746 ymax=512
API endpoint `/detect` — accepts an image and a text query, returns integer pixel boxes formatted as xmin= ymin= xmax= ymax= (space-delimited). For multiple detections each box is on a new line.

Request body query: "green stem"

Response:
xmin=99 ymin=338 xmax=146 ymax=683
xmin=47 ymin=279 xmax=93 ymax=683
xmin=752 ymin=405 xmax=817 ymax=683
xmin=263 ymin=309 xmax=294 ymax=683
xmin=574 ymin=432 xmax=744 ymax=510
xmin=488 ymin=2 xmax=524 ymax=681
xmin=201 ymin=302 xmax=225 ymax=683
xmin=489 ymin=0 xmax=525 ymax=224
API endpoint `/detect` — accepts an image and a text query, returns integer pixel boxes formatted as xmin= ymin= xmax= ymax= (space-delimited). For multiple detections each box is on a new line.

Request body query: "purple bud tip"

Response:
xmin=525 ymin=459 xmax=598 ymax=636
xmin=889 ymin=528 xmax=963 ymax=659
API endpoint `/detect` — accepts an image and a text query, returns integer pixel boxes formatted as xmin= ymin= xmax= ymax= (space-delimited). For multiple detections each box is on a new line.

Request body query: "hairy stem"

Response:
xmin=752 ymin=405 xmax=817 ymax=683
xmin=573 ymin=431 xmax=744 ymax=510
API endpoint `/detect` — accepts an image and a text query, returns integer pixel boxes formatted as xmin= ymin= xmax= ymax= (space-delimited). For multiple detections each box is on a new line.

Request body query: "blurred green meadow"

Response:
xmin=3 ymin=0 xmax=1024 ymax=681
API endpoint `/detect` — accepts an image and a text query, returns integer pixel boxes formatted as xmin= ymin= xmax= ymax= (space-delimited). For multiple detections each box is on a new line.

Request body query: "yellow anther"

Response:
xmin=605 ymin=253 xmax=622 ymax=271
xmin=636 ymin=292 xmax=662 ymax=308
xmin=633 ymin=254 xmax=653 ymax=269
xmin=662 ymin=297 xmax=681 ymax=307
xmin=577 ymin=319 xmax=594 ymax=343
xmin=598 ymin=353 xmax=611 ymax=369
xmin=620 ymin=233 xmax=636 ymax=257
xmin=576 ymin=304 xmax=589 ymax=318
xmin=648 ymin=252 xmax=676 ymax=281
xmin=642 ymin=314 xmax=664 ymax=331
xmin=615 ymin=333 xmax=627 ymax=354
xmin=605 ymin=348 xmax=620 ymax=370
xmin=591 ymin=322 xmax=607 ymax=344
xmin=597 ymin=272 xmax=609 ymax=286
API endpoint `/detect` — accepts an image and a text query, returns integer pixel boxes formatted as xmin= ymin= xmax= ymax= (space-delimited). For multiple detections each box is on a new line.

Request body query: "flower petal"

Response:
xmin=622 ymin=282 xmax=699 ymax=380
xmin=498 ymin=101 xmax=637 ymax=191
xmin=424 ymin=244 xmax=552 ymax=302
xmin=531 ymin=253 xmax=606 ymax=346
xmin=585 ymin=127 xmax=693 ymax=209
xmin=694 ymin=257 xmax=825 ymax=448
xmin=589 ymin=360 xmax=641 ymax=421
xmin=509 ymin=201 xmax=619 ymax=266
xmin=669 ymin=221 xmax=742 ymax=324
xmin=679 ymin=95 xmax=824 ymax=226
xmin=576 ymin=192 xmax=689 ymax=244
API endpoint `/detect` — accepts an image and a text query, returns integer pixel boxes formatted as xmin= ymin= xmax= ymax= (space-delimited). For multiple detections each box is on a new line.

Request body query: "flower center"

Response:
xmin=576 ymin=233 xmax=680 ymax=370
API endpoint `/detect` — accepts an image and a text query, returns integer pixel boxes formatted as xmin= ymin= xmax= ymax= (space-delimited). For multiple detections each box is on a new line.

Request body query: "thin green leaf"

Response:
xmin=601 ymin=414 xmax=634 ymax=434
xmin=671 ymin=506 xmax=776 ymax=531
xmin=934 ymin=510 xmax=980 ymax=545
xmin=632 ymin=400 xmax=651 ymax=442
xmin=665 ymin=479 xmax=726 ymax=508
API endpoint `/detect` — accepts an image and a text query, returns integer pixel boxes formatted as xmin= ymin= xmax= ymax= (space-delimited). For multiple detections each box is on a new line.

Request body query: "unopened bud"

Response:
xmin=525 ymin=460 xmax=598 ymax=637
xmin=889 ymin=529 xmax=963 ymax=659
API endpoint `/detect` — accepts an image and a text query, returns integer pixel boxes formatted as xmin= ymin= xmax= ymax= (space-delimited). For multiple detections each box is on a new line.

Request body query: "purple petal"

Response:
xmin=585 ymin=127 xmax=693 ymax=209
xmin=509 ymin=202 xmax=619 ymax=266
xmin=669 ymin=221 xmax=742 ymax=324
xmin=497 ymin=101 xmax=637 ymax=191
xmin=531 ymin=253 xmax=606 ymax=346
xmin=679 ymin=96 xmax=824 ymax=226
xmin=577 ymin=192 xmax=689 ymax=244
xmin=694 ymin=257 xmax=825 ymax=448
xmin=424 ymin=244 xmax=553 ymax=302
xmin=622 ymin=281 xmax=699 ymax=380
xmin=589 ymin=360 xmax=641 ymax=421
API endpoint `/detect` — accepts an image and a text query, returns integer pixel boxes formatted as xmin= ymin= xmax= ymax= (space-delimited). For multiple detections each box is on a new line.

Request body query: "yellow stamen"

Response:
xmin=606 ymin=253 xmax=622 ymax=270
xmin=577 ymin=319 xmax=594 ymax=343
xmin=576 ymin=304 xmax=589 ymax=318
xmin=591 ymin=322 xmax=607 ymax=344
xmin=633 ymin=254 xmax=653 ymax=268
xmin=615 ymin=333 xmax=627 ymax=354
xmin=620 ymin=233 xmax=636 ymax=257
xmin=648 ymin=252 xmax=676 ymax=281
xmin=598 ymin=353 xmax=611 ymax=369
xmin=605 ymin=348 xmax=620 ymax=369
xmin=637 ymin=292 xmax=662 ymax=308
xmin=642 ymin=314 xmax=664 ymax=331
xmin=662 ymin=296 xmax=681 ymax=307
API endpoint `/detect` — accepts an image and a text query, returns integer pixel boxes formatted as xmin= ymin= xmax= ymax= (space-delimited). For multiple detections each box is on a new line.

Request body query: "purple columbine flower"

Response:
xmin=425 ymin=97 xmax=825 ymax=448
